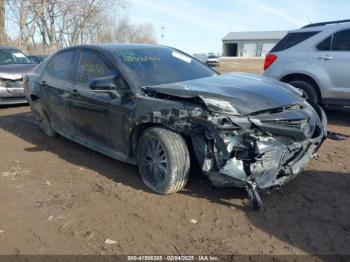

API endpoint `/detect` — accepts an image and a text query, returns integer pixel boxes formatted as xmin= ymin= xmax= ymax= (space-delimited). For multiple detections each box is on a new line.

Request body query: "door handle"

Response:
xmin=70 ymin=89 xmax=80 ymax=96
xmin=317 ymin=55 xmax=333 ymax=61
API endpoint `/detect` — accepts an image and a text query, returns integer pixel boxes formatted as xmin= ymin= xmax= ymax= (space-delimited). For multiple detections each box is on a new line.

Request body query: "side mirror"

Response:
xmin=89 ymin=75 xmax=120 ymax=98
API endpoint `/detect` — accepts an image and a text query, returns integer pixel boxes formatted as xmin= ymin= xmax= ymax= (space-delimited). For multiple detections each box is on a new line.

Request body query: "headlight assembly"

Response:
xmin=201 ymin=96 xmax=240 ymax=115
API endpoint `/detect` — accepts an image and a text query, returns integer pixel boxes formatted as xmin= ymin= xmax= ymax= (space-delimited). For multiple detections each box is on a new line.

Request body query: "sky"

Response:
xmin=125 ymin=0 xmax=350 ymax=54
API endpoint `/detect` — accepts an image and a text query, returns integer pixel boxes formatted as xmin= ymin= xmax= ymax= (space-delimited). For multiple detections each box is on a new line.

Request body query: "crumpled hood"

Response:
xmin=0 ymin=64 xmax=36 ymax=80
xmin=146 ymin=73 xmax=304 ymax=115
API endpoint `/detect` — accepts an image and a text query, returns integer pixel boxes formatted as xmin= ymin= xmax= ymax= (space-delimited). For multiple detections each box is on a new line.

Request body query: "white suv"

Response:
xmin=263 ymin=19 xmax=350 ymax=107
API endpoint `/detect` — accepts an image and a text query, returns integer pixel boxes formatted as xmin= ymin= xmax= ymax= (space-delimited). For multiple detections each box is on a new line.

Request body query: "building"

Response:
xmin=222 ymin=31 xmax=287 ymax=57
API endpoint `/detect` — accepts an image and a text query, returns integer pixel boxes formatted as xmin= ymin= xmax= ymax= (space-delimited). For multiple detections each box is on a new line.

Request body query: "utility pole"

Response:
xmin=161 ymin=26 xmax=165 ymax=45
xmin=0 ymin=0 xmax=5 ymax=44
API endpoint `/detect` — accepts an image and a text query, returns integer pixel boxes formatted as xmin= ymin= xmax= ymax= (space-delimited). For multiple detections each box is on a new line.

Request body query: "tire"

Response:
xmin=247 ymin=188 xmax=264 ymax=210
xmin=288 ymin=80 xmax=319 ymax=104
xmin=136 ymin=127 xmax=190 ymax=194
xmin=31 ymin=100 xmax=56 ymax=137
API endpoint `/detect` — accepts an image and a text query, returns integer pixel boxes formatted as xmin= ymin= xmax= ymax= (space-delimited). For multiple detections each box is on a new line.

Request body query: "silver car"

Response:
xmin=263 ymin=19 xmax=350 ymax=107
xmin=0 ymin=47 xmax=36 ymax=105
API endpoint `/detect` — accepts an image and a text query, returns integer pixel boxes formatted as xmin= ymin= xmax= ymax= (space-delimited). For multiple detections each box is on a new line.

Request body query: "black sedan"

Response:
xmin=24 ymin=44 xmax=327 ymax=208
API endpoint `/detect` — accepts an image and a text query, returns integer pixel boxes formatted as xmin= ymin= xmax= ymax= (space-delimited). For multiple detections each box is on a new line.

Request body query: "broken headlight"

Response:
xmin=201 ymin=97 xmax=240 ymax=115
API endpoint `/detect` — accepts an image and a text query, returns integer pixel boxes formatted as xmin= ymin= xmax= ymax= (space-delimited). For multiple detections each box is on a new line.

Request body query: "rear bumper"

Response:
xmin=206 ymin=62 xmax=219 ymax=67
xmin=0 ymin=86 xmax=27 ymax=105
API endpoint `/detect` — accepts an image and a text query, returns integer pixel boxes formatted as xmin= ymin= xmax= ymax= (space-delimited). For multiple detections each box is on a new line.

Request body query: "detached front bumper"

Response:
xmin=208 ymin=132 xmax=324 ymax=190
xmin=204 ymin=102 xmax=327 ymax=192
xmin=0 ymin=86 xmax=27 ymax=105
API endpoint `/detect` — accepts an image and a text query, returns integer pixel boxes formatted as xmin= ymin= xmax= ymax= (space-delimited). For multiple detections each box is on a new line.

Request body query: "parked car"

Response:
xmin=0 ymin=46 xmax=36 ymax=105
xmin=27 ymin=55 xmax=48 ymax=64
xmin=264 ymin=19 xmax=350 ymax=108
xmin=24 ymin=44 xmax=327 ymax=208
xmin=193 ymin=53 xmax=207 ymax=63
xmin=206 ymin=53 xmax=219 ymax=67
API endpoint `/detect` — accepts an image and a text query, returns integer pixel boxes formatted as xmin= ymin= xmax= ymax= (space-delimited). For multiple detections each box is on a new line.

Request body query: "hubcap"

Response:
xmin=141 ymin=137 xmax=168 ymax=185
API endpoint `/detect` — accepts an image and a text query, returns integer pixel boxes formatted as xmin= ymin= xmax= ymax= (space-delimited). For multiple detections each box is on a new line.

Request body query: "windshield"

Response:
xmin=115 ymin=47 xmax=216 ymax=87
xmin=208 ymin=54 xmax=218 ymax=59
xmin=0 ymin=49 xmax=32 ymax=65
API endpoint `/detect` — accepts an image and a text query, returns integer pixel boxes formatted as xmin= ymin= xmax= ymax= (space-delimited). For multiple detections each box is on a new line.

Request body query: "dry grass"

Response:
xmin=218 ymin=58 xmax=264 ymax=74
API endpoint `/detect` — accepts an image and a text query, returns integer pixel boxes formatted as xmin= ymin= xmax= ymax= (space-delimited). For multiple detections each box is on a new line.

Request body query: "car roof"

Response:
xmin=289 ymin=22 xmax=350 ymax=33
xmin=0 ymin=46 xmax=21 ymax=51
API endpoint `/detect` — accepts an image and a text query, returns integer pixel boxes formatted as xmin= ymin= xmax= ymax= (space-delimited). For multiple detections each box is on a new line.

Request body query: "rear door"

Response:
xmin=41 ymin=49 xmax=78 ymax=135
xmin=312 ymin=29 xmax=350 ymax=100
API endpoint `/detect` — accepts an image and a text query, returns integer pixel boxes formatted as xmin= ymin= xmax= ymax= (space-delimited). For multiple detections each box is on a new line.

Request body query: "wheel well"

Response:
xmin=30 ymin=94 xmax=39 ymax=102
xmin=280 ymin=74 xmax=321 ymax=100
xmin=129 ymin=123 xmax=192 ymax=159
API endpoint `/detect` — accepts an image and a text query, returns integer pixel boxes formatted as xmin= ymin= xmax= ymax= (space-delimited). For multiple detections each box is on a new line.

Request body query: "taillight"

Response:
xmin=264 ymin=54 xmax=277 ymax=70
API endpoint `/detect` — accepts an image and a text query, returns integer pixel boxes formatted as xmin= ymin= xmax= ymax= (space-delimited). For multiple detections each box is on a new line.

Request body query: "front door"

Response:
xmin=67 ymin=48 xmax=130 ymax=155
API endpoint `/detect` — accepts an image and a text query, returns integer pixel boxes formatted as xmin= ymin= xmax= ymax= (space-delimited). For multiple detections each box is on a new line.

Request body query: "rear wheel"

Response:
xmin=136 ymin=127 xmax=190 ymax=194
xmin=31 ymin=100 xmax=56 ymax=137
xmin=288 ymin=80 xmax=319 ymax=104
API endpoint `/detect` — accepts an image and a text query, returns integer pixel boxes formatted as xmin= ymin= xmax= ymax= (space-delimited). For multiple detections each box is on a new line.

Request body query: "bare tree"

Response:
xmin=5 ymin=0 xmax=157 ymax=52
xmin=91 ymin=16 xmax=157 ymax=45
xmin=7 ymin=0 xmax=39 ymax=49
xmin=0 ymin=0 xmax=5 ymax=44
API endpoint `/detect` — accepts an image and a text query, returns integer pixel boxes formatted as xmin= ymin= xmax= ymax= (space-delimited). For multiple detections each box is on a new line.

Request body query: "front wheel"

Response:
xmin=136 ymin=127 xmax=190 ymax=194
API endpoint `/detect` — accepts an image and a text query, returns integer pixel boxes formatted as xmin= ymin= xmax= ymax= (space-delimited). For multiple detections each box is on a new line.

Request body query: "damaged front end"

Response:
xmin=191 ymin=100 xmax=327 ymax=209
xmin=141 ymin=79 xmax=327 ymax=209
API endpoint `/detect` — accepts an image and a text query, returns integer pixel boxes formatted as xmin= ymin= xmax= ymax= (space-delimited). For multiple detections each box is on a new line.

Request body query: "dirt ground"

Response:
xmin=0 ymin=60 xmax=349 ymax=256
xmin=218 ymin=58 xmax=264 ymax=74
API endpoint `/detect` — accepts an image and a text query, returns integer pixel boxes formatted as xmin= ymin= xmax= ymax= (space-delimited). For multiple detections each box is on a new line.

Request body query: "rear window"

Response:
xmin=271 ymin=31 xmax=320 ymax=52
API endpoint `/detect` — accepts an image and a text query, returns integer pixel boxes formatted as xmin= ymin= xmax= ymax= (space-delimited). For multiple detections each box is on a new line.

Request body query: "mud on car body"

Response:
xmin=24 ymin=44 xmax=327 ymax=209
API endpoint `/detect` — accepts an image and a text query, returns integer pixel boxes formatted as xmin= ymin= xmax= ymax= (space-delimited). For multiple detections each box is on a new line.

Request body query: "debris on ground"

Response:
xmin=327 ymin=131 xmax=350 ymax=141
xmin=190 ymin=219 xmax=198 ymax=224
xmin=104 ymin=239 xmax=117 ymax=245
xmin=41 ymin=180 xmax=52 ymax=186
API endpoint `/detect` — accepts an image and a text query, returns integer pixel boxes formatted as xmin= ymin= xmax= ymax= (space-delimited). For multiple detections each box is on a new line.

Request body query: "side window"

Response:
xmin=332 ymin=29 xmax=350 ymax=51
xmin=47 ymin=50 xmax=76 ymax=80
xmin=77 ymin=50 xmax=116 ymax=85
xmin=271 ymin=31 xmax=320 ymax=52
xmin=317 ymin=36 xmax=332 ymax=51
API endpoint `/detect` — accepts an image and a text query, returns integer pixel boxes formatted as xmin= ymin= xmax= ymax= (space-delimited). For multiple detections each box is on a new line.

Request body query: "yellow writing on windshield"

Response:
xmin=122 ymin=56 xmax=161 ymax=63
